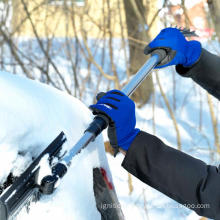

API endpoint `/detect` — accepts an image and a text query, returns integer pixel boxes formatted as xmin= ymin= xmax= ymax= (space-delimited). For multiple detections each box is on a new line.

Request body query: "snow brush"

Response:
xmin=0 ymin=28 xmax=197 ymax=220
xmin=0 ymin=132 xmax=67 ymax=220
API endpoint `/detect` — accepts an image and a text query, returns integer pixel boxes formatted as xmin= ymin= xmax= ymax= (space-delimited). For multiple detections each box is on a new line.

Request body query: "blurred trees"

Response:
xmin=123 ymin=0 xmax=153 ymax=106
xmin=207 ymin=0 xmax=220 ymax=40
xmin=0 ymin=0 xmax=160 ymax=105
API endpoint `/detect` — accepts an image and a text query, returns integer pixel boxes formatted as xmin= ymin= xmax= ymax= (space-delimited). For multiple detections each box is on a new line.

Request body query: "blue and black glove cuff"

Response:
xmin=118 ymin=128 xmax=140 ymax=151
xmin=184 ymin=40 xmax=201 ymax=67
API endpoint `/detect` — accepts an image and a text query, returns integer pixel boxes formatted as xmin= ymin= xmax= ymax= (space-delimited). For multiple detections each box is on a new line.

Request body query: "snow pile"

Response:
xmin=0 ymin=71 xmax=110 ymax=220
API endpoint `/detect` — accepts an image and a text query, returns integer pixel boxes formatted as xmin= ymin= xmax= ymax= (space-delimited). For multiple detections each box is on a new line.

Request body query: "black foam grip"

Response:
xmin=96 ymin=92 xmax=106 ymax=101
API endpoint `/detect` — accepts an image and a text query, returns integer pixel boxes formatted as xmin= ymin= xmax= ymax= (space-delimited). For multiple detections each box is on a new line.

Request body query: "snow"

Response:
xmin=36 ymin=154 xmax=52 ymax=185
xmin=0 ymin=70 xmax=111 ymax=220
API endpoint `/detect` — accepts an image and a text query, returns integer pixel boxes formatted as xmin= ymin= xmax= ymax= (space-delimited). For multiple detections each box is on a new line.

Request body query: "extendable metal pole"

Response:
xmin=62 ymin=53 xmax=161 ymax=166
xmin=40 ymin=51 xmax=166 ymax=194
xmin=122 ymin=54 xmax=160 ymax=96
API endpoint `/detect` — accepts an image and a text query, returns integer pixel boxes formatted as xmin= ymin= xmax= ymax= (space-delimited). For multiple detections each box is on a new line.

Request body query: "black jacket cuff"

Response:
xmin=175 ymin=48 xmax=220 ymax=100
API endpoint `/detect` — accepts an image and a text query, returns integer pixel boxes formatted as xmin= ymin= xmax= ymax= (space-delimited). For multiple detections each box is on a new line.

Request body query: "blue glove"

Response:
xmin=144 ymin=27 xmax=201 ymax=68
xmin=89 ymin=90 xmax=140 ymax=154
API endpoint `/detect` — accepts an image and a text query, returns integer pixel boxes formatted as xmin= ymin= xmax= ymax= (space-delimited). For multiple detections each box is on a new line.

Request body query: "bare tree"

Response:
xmin=207 ymin=0 xmax=220 ymax=40
xmin=123 ymin=0 xmax=153 ymax=106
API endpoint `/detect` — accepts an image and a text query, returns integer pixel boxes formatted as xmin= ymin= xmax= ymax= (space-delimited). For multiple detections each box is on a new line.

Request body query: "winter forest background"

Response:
xmin=0 ymin=0 xmax=219 ymax=219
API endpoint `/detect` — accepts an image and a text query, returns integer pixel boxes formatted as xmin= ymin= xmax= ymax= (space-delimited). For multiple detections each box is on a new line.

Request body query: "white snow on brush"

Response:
xmin=0 ymin=71 xmax=110 ymax=220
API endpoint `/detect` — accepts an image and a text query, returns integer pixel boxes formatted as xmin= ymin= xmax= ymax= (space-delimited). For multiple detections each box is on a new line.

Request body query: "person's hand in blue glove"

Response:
xmin=144 ymin=27 xmax=202 ymax=68
xmin=89 ymin=90 xmax=140 ymax=155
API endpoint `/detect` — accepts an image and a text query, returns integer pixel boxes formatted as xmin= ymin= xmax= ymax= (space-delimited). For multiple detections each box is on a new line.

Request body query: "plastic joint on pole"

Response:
xmin=85 ymin=115 xmax=109 ymax=138
xmin=40 ymin=163 xmax=67 ymax=195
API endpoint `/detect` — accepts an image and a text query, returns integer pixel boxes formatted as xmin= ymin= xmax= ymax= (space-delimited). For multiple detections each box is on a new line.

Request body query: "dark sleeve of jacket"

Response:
xmin=122 ymin=48 xmax=220 ymax=219
xmin=176 ymin=48 xmax=220 ymax=100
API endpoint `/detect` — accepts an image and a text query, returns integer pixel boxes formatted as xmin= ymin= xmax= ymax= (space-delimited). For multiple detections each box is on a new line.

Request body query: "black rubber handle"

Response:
xmin=85 ymin=114 xmax=109 ymax=138
xmin=96 ymin=92 xmax=106 ymax=101
xmin=151 ymin=48 xmax=167 ymax=63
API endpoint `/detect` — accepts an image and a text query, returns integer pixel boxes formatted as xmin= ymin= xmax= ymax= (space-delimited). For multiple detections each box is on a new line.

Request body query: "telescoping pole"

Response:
xmin=40 ymin=50 xmax=166 ymax=194
xmin=121 ymin=53 xmax=160 ymax=96
xmin=62 ymin=52 xmax=163 ymax=166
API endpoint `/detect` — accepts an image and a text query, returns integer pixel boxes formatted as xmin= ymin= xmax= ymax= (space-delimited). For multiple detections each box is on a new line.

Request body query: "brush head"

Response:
xmin=176 ymin=26 xmax=198 ymax=37
xmin=0 ymin=132 xmax=67 ymax=220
